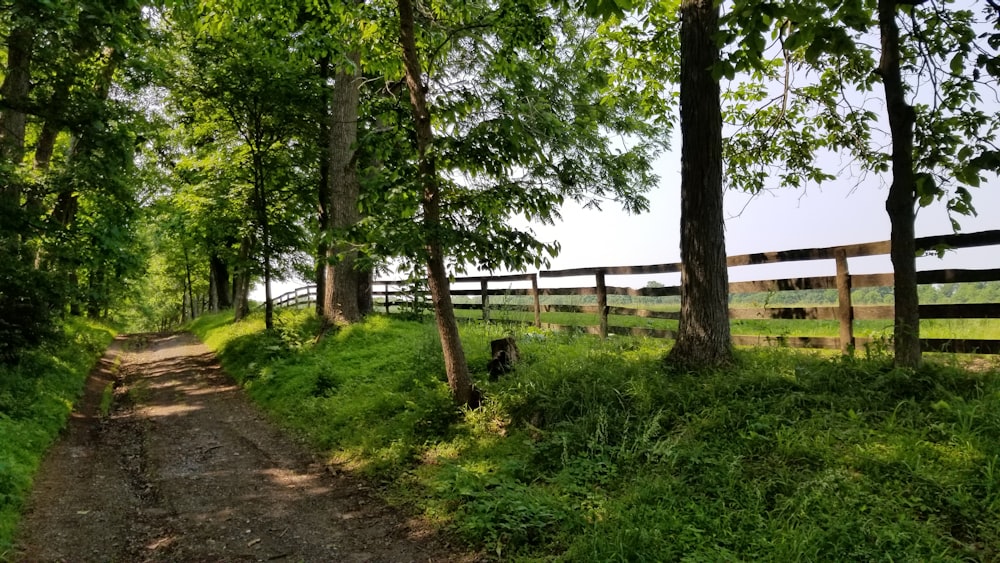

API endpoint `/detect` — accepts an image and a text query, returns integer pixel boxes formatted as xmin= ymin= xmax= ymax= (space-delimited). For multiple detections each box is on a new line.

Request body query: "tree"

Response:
xmin=322 ymin=51 xmax=365 ymax=325
xmin=0 ymin=0 xmax=155 ymax=351
xmin=878 ymin=0 xmax=920 ymax=367
xmin=195 ymin=0 xmax=374 ymax=325
xmin=395 ymin=0 xmax=477 ymax=406
xmin=167 ymin=8 xmax=321 ymax=330
xmin=721 ymin=0 xmax=1000 ymax=368
xmin=666 ymin=0 xmax=734 ymax=369
xmin=387 ymin=0 xmax=663 ymax=405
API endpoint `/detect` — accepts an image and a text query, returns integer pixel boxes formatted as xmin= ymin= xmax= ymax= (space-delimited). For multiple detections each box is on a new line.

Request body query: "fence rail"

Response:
xmin=269 ymin=229 xmax=1000 ymax=354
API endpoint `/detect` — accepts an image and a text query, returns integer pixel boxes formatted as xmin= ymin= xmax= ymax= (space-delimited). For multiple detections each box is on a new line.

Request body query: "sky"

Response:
xmin=250 ymin=0 xmax=1000 ymax=302
xmin=513 ymin=149 xmax=1000 ymax=290
xmin=257 ymin=146 xmax=1000 ymax=301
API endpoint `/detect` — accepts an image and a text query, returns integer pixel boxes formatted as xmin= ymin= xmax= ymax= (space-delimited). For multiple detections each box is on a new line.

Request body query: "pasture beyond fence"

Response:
xmin=271 ymin=230 xmax=1000 ymax=354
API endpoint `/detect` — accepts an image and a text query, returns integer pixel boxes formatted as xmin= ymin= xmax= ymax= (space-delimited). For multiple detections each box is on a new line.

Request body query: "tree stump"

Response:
xmin=487 ymin=337 xmax=519 ymax=380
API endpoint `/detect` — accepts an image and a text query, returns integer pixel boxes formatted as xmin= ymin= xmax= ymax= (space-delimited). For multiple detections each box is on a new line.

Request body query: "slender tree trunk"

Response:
xmin=184 ymin=245 xmax=196 ymax=320
xmin=357 ymin=267 xmax=373 ymax=316
xmin=878 ymin=0 xmax=921 ymax=369
xmin=233 ymin=235 xmax=253 ymax=321
xmin=86 ymin=270 xmax=102 ymax=318
xmin=251 ymin=152 xmax=275 ymax=330
xmin=315 ymin=57 xmax=331 ymax=317
xmin=397 ymin=0 xmax=477 ymax=407
xmin=209 ymin=253 xmax=231 ymax=309
xmin=667 ymin=0 xmax=733 ymax=369
xmin=0 ymin=22 xmax=34 ymax=218
xmin=323 ymin=53 xmax=363 ymax=325
xmin=44 ymin=51 xmax=117 ymax=302
xmin=49 ymin=51 xmax=116 ymax=237
xmin=209 ymin=263 xmax=219 ymax=312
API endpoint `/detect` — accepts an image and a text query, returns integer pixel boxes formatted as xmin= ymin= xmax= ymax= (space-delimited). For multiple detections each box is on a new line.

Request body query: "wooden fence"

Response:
xmin=273 ymin=285 xmax=317 ymax=309
xmin=271 ymin=229 xmax=1000 ymax=354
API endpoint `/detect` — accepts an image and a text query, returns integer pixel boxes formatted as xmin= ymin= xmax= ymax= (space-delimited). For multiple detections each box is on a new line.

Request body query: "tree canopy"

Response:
xmin=2 ymin=0 xmax=998 ymax=384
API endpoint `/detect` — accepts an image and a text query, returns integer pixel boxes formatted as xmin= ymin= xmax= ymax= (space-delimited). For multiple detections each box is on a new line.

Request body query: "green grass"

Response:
xmin=190 ymin=310 xmax=1000 ymax=561
xmin=454 ymin=306 xmax=1000 ymax=341
xmin=0 ymin=318 xmax=115 ymax=556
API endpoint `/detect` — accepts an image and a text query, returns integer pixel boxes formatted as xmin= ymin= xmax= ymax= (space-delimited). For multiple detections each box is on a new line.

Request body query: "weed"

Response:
xmin=0 ymin=319 xmax=115 ymax=553
xmin=99 ymin=383 xmax=114 ymax=418
xmin=190 ymin=312 xmax=1000 ymax=560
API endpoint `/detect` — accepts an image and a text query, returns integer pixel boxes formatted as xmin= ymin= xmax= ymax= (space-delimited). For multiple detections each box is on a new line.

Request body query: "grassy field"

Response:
xmin=190 ymin=309 xmax=1000 ymax=561
xmin=0 ymin=318 xmax=115 ymax=556
xmin=453 ymin=305 xmax=1000 ymax=341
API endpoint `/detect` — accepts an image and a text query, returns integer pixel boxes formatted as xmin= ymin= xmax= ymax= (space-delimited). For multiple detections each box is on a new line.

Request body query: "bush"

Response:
xmin=0 ymin=260 xmax=65 ymax=363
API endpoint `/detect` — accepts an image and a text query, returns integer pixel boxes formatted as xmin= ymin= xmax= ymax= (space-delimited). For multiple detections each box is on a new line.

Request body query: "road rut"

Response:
xmin=14 ymin=333 xmax=474 ymax=562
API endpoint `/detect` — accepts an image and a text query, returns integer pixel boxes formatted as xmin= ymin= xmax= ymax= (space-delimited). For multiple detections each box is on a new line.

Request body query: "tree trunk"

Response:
xmin=397 ymin=0 xmax=478 ymax=407
xmin=878 ymin=0 xmax=921 ymax=369
xmin=315 ymin=56 xmax=331 ymax=318
xmin=233 ymin=236 xmax=253 ymax=321
xmin=667 ymin=0 xmax=733 ymax=369
xmin=323 ymin=53 xmax=363 ymax=325
xmin=0 ymin=22 xmax=34 ymax=214
xmin=184 ymin=245 xmax=196 ymax=321
xmin=209 ymin=253 xmax=231 ymax=310
xmin=252 ymin=152 xmax=274 ymax=331
xmin=356 ymin=267 xmax=373 ymax=316
xmin=209 ymin=263 xmax=218 ymax=312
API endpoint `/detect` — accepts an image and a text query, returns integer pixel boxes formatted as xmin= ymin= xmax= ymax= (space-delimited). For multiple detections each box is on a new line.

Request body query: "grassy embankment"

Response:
xmin=0 ymin=319 xmax=115 ymax=555
xmin=191 ymin=309 xmax=1000 ymax=561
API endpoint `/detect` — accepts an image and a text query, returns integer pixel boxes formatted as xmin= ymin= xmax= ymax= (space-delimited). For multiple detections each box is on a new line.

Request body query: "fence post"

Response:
xmin=835 ymin=248 xmax=855 ymax=354
xmin=596 ymin=270 xmax=608 ymax=339
xmin=481 ymin=280 xmax=490 ymax=321
xmin=531 ymin=273 xmax=541 ymax=328
xmin=384 ymin=283 xmax=390 ymax=315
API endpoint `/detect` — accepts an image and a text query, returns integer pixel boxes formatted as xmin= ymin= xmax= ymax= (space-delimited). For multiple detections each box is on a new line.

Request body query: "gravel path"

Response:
xmin=14 ymin=333 xmax=476 ymax=562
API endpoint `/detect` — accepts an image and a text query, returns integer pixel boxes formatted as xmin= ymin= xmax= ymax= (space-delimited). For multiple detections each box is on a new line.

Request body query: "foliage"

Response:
xmin=193 ymin=313 xmax=1000 ymax=559
xmin=0 ymin=258 xmax=64 ymax=363
xmin=354 ymin=1 xmax=666 ymax=275
xmin=0 ymin=318 xmax=114 ymax=555
xmin=161 ymin=5 xmax=322 ymax=328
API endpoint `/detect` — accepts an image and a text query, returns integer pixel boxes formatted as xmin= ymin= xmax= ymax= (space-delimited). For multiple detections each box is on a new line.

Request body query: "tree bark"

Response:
xmin=315 ymin=57 xmax=331 ymax=318
xmin=397 ymin=0 xmax=478 ymax=407
xmin=0 ymin=22 xmax=34 ymax=213
xmin=252 ymin=150 xmax=274 ymax=331
xmin=357 ymin=267 xmax=373 ymax=316
xmin=878 ymin=0 xmax=921 ymax=369
xmin=322 ymin=53 xmax=363 ymax=325
xmin=667 ymin=0 xmax=733 ymax=369
xmin=209 ymin=253 xmax=231 ymax=311
xmin=184 ymin=245 xmax=196 ymax=321
xmin=233 ymin=235 xmax=254 ymax=321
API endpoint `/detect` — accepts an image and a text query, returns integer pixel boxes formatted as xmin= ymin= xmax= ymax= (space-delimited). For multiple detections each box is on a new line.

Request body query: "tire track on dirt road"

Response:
xmin=14 ymin=332 xmax=476 ymax=562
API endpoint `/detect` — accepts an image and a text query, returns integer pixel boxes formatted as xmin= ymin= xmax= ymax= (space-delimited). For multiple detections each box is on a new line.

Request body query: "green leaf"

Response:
xmin=949 ymin=52 xmax=964 ymax=75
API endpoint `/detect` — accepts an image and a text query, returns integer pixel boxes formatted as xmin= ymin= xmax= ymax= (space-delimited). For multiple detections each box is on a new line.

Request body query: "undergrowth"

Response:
xmin=190 ymin=310 xmax=1000 ymax=561
xmin=0 ymin=318 xmax=115 ymax=556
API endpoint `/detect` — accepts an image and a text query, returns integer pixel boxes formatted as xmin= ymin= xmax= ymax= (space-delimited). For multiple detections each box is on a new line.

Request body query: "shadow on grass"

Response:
xmin=191 ymin=310 xmax=1000 ymax=561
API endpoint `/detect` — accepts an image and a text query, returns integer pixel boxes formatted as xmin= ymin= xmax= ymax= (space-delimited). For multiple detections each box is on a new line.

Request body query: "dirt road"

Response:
xmin=13 ymin=333 xmax=475 ymax=562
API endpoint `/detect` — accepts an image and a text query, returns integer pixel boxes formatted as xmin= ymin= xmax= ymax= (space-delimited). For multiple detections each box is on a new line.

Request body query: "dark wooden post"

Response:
xmin=481 ymin=279 xmax=490 ymax=321
xmin=596 ymin=270 xmax=608 ymax=339
xmin=531 ymin=273 xmax=541 ymax=328
xmin=384 ymin=283 xmax=390 ymax=314
xmin=835 ymin=248 xmax=855 ymax=354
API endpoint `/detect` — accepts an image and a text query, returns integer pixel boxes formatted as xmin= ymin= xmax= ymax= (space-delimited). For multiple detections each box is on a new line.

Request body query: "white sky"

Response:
xmin=259 ymin=0 xmax=1000 ymax=301
xmin=257 ymin=146 xmax=1000 ymax=300
xmin=514 ymin=148 xmax=1000 ymax=290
